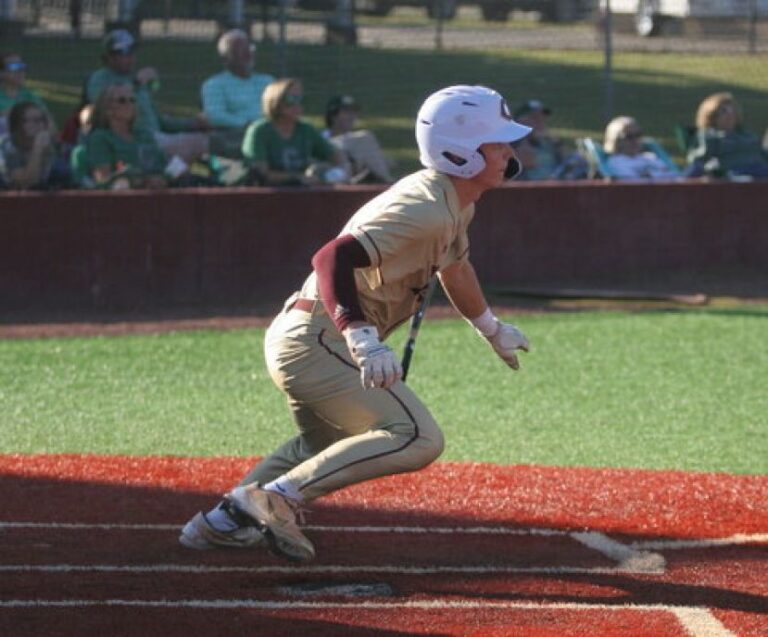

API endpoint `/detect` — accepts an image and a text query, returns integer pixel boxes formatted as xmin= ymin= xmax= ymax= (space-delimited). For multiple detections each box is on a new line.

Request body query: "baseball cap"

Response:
xmin=104 ymin=29 xmax=136 ymax=54
xmin=513 ymin=99 xmax=552 ymax=118
xmin=326 ymin=94 xmax=359 ymax=117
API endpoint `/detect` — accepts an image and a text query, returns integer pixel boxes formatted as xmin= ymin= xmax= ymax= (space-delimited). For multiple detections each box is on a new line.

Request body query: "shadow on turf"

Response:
xmin=0 ymin=472 xmax=765 ymax=628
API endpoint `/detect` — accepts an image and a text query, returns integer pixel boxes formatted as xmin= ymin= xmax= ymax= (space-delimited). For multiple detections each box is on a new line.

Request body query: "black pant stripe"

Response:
xmin=298 ymin=331 xmax=421 ymax=492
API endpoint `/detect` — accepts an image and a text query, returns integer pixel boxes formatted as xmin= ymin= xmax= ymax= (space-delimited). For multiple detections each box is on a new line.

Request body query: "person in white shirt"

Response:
xmin=201 ymin=29 xmax=274 ymax=158
xmin=604 ymin=116 xmax=679 ymax=181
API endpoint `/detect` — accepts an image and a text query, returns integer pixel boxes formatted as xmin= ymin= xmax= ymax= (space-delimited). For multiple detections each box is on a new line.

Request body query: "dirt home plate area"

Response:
xmin=0 ymin=455 xmax=765 ymax=636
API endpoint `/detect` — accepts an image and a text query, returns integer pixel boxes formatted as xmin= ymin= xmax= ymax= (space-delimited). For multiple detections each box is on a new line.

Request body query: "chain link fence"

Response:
xmin=3 ymin=0 xmax=766 ymax=49
xmin=2 ymin=0 xmax=766 ymax=172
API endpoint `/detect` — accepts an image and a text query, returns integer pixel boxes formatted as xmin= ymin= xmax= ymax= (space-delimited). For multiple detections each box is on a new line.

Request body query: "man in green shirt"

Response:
xmin=85 ymin=30 xmax=210 ymax=164
xmin=201 ymin=29 xmax=274 ymax=158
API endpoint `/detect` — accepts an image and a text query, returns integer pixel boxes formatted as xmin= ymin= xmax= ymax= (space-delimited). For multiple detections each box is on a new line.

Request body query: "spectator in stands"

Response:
xmin=512 ymin=99 xmax=587 ymax=180
xmin=1 ymin=52 xmax=56 ymax=137
xmin=0 ymin=101 xmax=71 ymax=190
xmin=241 ymin=78 xmax=346 ymax=186
xmin=201 ymin=29 xmax=274 ymax=158
xmin=686 ymin=92 xmax=768 ymax=180
xmin=322 ymin=94 xmax=395 ymax=184
xmin=84 ymin=84 xmax=167 ymax=189
xmin=603 ymin=116 xmax=680 ymax=181
xmin=85 ymin=29 xmax=210 ymax=164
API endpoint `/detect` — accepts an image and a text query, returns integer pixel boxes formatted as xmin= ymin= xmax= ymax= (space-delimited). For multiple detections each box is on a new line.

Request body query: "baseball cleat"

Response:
xmin=226 ymin=483 xmax=315 ymax=563
xmin=179 ymin=511 xmax=265 ymax=550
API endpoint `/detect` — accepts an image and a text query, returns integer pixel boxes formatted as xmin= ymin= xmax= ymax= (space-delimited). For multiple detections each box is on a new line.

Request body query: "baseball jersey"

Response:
xmin=300 ymin=169 xmax=474 ymax=338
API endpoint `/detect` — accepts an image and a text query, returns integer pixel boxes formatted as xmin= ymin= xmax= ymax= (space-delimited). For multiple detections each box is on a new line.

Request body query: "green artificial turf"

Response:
xmin=2 ymin=307 xmax=766 ymax=475
xmin=8 ymin=34 xmax=768 ymax=170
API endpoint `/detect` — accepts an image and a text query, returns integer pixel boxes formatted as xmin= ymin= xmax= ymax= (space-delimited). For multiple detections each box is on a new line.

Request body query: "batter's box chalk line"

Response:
xmin=2 ymin=521 xmax=766 ymax=575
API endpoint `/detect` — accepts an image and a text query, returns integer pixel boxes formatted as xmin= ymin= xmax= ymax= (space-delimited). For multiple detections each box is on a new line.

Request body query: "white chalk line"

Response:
xmin=572 ymin=531 xmax=666 ymax=573
xmin=0 ymin=563 xmax=647 ymax=575
xmin=0 ymin=521 xmax=567 ymax=536
xmin=0 ymin=597 xmax=736 ymax=635
xmin=671 ymin=607 xmax=738 ymax=637
xmin=3 ymin=520 xmax=764 ymax=549
xmin=631 ymin=533 xmax=768 ymax=550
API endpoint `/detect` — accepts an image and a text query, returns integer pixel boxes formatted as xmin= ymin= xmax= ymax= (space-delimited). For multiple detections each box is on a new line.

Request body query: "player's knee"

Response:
xmin=384 ymin=418 xmax=444 ymax=470
xmin=418 ymin=422 xmax=444 ymax=465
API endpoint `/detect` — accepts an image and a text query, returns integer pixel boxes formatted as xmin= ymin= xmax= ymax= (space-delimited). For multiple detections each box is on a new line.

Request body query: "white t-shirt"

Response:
xmin=607 ymin=152 xmax=679 ymax=181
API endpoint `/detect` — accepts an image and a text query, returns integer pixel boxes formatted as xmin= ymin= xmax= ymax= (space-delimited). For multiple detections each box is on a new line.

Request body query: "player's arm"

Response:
xmin=312 ymin=235 xmax=402 ymax=389
xmin=439 ymin=258 xmax=529 ymax=371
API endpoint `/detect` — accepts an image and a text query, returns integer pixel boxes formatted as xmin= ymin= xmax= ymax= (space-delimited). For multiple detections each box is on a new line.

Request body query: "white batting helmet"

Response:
xmin=416 ymin=85 xmax=531 ymax=178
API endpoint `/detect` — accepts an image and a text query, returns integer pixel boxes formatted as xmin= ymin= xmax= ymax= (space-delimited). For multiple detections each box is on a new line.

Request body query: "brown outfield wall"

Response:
xmin=0 ymin=180 xmax=766 ymax=316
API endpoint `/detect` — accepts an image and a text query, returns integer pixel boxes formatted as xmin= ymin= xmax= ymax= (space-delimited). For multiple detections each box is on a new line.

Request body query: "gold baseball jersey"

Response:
xmin=300 ymin=169 xmax=475 ymax=338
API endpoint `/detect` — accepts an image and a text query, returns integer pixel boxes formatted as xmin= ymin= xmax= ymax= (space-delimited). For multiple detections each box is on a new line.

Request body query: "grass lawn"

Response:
xmin=2 ymin=306 xmax=767 ymax=475
xmin=7 ymin=34 xmax=768 ymax=170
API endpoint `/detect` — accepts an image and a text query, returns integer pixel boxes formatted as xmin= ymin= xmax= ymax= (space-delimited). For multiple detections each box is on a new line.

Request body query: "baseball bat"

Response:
xmin=401 ymin=277 xmax=438 ymax=382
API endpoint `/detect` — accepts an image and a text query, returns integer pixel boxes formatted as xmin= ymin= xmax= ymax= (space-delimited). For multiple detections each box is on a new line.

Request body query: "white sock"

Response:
xmin=263 ymin=476 xmax=303 ymax=502
xmin=205 ymin=502 xmax=238 ymax=532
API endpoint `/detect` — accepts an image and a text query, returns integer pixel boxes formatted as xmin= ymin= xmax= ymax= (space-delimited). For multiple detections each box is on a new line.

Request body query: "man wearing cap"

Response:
xmin=323 ymin=94 xmax=394 ymax=183
xmin=1 ymin=52 xmax=56 ymax=136
xmin=201 ymin=29 xmax=274 ymax=159
xmin=85 ymin=29 xmax=210 ymax=164
xmin=512 ymin=99 xmax=561 ymax=180
xmin=178 ymin=85 xmax=532 ymax=563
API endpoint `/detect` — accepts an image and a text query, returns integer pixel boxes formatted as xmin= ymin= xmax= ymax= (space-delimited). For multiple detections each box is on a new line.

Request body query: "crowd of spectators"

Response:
xmin=2 ymin=30 xmax=768 ymax=191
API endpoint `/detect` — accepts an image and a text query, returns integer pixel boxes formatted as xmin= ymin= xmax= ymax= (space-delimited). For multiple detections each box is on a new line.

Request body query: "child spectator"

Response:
xmin=0 ymin=101 xmax=71 ymax=190
xmin=85 ymin=30 xmax=210 ymax=164
xmin=603 ymin=116 xmax=679 ymax=181
xmin=201 ymin=29 xmax=274 ymax=158
xmin=241 ymin=78 xmax=346 ymax=186
xmin=686 ymin=92 xmax=768 ymax=180
xmin=84 ymin=84 xmax=167 ymax=189
xmin=323 ymin=94 xmax=395 ymax=184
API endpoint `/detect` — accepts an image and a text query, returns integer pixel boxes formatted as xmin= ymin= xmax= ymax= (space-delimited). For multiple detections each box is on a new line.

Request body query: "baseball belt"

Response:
xmin=289 ymin=297 xmax=325 ymax=316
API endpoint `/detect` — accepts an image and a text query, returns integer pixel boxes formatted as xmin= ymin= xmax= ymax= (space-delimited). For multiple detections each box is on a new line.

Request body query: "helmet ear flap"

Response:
xmin=504 ymin=156 xmax=522 ymax=180
xmin=426 ymin=139 xmax=486 ymax=178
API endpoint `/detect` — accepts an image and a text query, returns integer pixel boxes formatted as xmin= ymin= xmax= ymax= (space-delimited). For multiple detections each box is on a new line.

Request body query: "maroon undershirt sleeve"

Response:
xmin=311 ymin=234 xmax=372 ymax=333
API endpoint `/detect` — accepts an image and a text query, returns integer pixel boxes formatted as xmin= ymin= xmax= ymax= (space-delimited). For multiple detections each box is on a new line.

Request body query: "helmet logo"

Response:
xmin=500 ymin=99 xmax=513 ymax=121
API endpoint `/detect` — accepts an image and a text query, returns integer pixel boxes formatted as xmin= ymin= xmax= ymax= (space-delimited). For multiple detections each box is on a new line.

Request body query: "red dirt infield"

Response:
xmin=0 ymin=454 xmax=766 ymax=636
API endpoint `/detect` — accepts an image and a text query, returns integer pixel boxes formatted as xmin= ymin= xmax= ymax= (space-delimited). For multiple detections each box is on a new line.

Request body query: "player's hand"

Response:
xmin=344 ymin=325 xmax=402 ymax=389
xmin=483 ymin=320 xmax=529 ymax=370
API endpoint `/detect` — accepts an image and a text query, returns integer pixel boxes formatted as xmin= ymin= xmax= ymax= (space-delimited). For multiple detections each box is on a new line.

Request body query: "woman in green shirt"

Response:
xmin=241 ymin=78 xmax=346 ymax=186
xmin=85 ymin=84 xmax=167 ymax=189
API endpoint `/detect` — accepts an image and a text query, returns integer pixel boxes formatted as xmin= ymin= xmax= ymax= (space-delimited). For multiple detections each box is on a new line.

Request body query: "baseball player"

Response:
xmin=179 ymin=85 xmax=532 ymax=562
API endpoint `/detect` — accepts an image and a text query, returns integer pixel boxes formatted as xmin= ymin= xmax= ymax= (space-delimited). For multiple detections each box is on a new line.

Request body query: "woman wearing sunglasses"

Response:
xmin=686 ymin=92 xmax=768 ymax=180
xmin=0 ymin=52 xmax=56 ymax=137
xmin=603 ymin=115 xmax=680 ymax=181
xmin=241 ymin=78 xmax=347 ymax=186
xmin=83 ymin=84 xmax=167 ymax=189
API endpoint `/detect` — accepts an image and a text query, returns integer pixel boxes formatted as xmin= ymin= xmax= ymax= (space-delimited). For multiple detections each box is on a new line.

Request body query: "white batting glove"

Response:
xmin=344 ymin=325 xmax=403 ymax=389
xmin=482 ymin=320 xmax=530 ymax=370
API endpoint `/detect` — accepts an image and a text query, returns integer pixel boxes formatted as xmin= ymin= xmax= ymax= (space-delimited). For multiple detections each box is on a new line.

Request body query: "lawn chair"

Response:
xmin=577 ymin=137 xmax=681 ymax=180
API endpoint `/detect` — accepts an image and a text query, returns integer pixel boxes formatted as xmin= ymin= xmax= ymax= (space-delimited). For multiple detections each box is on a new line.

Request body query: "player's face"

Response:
xmin=475 ymin=142 xmax=516 ymax=189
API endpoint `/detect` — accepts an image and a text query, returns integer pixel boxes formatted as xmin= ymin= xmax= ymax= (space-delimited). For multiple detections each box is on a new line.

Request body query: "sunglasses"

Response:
xmin=113 ymin=95 xmax=136 ymax=104
xmin=282 ymin=94 xmax=303 ymax=106
xmin=5 ymin=61 xmax=27 ymax=72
